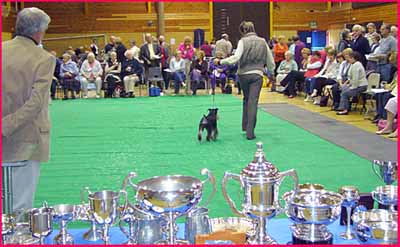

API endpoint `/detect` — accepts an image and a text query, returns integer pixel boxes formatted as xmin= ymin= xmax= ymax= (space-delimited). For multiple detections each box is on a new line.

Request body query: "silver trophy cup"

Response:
xmin=372 ymin=160 xmax=397 ymax=185
xmin=119 ymin=203 xmax=165 ymax=244
xmin=372 ymin=185 xmax=398 ymax=211
xmin=352 ymin=209 xmax=397 ymax=244
xmin=222 ymin=142 xmax=299 ymax=244
xmin=81 ymin=188 xmax=128 ymax=244
xmin=75 ymin=203 xmax=102 ymax=242
xmin=52 ymin=204 xmax=77 ymax=244
xmin=122 ymin=169 xmax=216 ymax=244
xmin=29 ymin=202 xmax=54 ymax=244
xmin=339 ymin=186 xmax=360 ymax=240
xmin=283 ymin=188 xmax=343 ymax=244
xmin=185 ymin=207 xmax=212 ymax=244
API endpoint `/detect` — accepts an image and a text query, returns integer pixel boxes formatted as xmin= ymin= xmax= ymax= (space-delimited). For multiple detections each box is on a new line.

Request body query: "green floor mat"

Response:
xmin=35 ymin=95 xmax=380 ymax=226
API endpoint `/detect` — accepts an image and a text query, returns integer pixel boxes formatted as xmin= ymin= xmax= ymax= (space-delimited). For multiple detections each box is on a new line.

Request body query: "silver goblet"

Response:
xmin=52 ymin=204 xmax=77 ymax=244
xmin=339 ymin=186 xmax=360 ymax=240
xmin=29 ymin=202 xmax=54 ymax=245
xmin=372 ymin=185 xmax=398 ymax=211
xmin=372 ymin=160 xmax=397 ymax=185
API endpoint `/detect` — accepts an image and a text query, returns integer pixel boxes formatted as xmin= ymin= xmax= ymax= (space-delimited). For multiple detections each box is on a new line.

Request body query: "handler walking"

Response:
xmin=215 ymin=21 xmax=275 ymax=140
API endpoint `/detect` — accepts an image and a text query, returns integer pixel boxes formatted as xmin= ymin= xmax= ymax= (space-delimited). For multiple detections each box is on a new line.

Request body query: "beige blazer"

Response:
xmin=2 ymin=36 xmax=56 ymax=163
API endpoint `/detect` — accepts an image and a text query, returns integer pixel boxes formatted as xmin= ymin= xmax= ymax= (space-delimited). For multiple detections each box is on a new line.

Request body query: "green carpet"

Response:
xmin=35 ymin=95 xmax=380 ymax=222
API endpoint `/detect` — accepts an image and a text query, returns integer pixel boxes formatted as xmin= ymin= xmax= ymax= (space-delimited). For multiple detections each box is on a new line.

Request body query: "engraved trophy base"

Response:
xmin=291 ymin=224 xmax=333 ymax=245
xmin=54 ymin=233 xmax=74 ymax=244
xmin=292 ymin=234 xmax=333 ymax=244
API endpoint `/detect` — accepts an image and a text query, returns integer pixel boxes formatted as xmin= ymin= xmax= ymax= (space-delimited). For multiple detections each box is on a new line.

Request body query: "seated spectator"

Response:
xmin=209 ymin=51 xmax=228 ymax=94
xmin=200 ymin=41 xmax=213 ymax=57
xmin=337 ymin=51 xmax=368 ymax=115
xmin=376 ymin=85 xmax=397 ymax=138
xmin=190 ymin=50 xmax=208 ymax=95
xmin=60 ymin=53 xmax=79 ymax=100
xmin=332 ymin=48 xmax=353 ymax=110
xmin=50 ymin=50 xmax=62 ymax=100
xmin=306 ymin=48 xmax=338 ymax=105
xmin=374 ymin=71 xmax=397 ymax=122
xmin=169 ymin=50 xmax=186 ymax=95
xmin=338 ymin=29 xmax=352 ymax=53
xmin=104 ymin=51 xmax=122 ymax=98
xmin=80 ymin=52 xmax=103 ymax=99
xmin=275 ymin=51 xmax=298 ymax=90
xmin=303 ymin=51 xmax=323 ymax=99
xmin=281 ymin=48 xmax=311 ymax=98
xmin=121 ymin=50 xmax=142 ymax=98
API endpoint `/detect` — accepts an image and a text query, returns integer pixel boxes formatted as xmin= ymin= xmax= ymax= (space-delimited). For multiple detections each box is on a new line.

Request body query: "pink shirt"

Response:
xmin=178 ymin=43 xmax=194 ymax=60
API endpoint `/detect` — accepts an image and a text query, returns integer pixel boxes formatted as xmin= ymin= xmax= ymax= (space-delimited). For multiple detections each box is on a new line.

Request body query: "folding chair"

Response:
xmin=147 ymin=66 xmax=164 ymax=93
xmin=361 ymin=72 xmax=380 ymax=116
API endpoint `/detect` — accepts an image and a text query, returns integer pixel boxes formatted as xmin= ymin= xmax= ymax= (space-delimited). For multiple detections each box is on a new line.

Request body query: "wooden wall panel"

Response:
xmin=273 ymin=2 xmax=397 ymax=32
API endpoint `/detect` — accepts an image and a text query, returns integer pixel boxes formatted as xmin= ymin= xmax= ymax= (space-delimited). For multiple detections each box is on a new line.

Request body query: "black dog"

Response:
xmin=198 ymin=108 xmax=218 ymax=142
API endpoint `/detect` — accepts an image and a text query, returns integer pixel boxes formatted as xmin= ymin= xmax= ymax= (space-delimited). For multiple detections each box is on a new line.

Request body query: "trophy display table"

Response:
xmin=41 ymin=218 xmax=360 ymax=245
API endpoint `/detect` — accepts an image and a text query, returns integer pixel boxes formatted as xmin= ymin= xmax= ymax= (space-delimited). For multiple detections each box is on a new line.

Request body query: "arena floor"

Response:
xmin=35 ymin=93 xmax=385 ymax=224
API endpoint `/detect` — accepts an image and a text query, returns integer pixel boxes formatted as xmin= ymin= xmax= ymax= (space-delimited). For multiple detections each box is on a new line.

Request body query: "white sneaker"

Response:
xmin=182 ymin=82 xmax=186 ymax=87
xmin=83 ymin=95 xmax=88 ymax=99
xmin=96 ymin=95 xmax=100 ymax=99
xmin=313 ymin=97 xmax=321 ymax=105
xmin=310 ymin=89 xmax=318 ymax=98
xmin=160 ymin=92 xmax=164 ymax=96
xmin=304 ymin=95 xmax=312 ymax=102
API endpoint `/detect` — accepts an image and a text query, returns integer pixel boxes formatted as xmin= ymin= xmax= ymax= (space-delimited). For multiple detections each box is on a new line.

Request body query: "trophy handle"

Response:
xmin=119 ymin=190 xmax=129 ymax=217
xmin=121 ymin=172 xmax=138 ymax=191
xmin=372 ymin=160 xmax=383 ymax=180
xmin=278 ymin=169 xmax=299 ymax=213
xmin=222 ymin=172 xmax=245 ymax=217
xmin=42 ymin=201 xmax=49 ymax=208
xmin=80 ymin=187 xmax=92 ymax=205
xmin=200 ymin=168 xmax=217 ymax=207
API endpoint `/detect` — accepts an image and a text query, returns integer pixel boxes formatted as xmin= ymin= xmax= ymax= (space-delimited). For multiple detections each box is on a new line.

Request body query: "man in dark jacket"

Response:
xmin=50 ymin=50 xmax=62 ymax=100
xmin=140 ymin=33 xmax=162 ymax=84
xmin=351 ymin=24 xmax=371 ymax=68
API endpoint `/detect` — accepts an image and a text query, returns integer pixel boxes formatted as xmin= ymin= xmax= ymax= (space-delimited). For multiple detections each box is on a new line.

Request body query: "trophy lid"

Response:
xmin=241 ymin=142 xmax=278 ymax=179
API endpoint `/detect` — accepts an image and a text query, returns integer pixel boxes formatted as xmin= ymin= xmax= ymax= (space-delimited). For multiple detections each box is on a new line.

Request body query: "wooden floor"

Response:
xmin=248 ymin=87 xmax=395 ymax=140
xmin=229 ymin=85 xmax=395 ymax=140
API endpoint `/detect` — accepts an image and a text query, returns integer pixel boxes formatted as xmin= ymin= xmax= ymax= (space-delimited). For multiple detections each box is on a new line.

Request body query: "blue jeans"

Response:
xmin=172 ymin=71 xmax=185 ymax=94
xmin=376 ymin=63 xmax=392 ymax=83
xmin=304 ymin=77 xmax=317 ymax=95
xmin=376 ymin=92 xmax=393 ymax=119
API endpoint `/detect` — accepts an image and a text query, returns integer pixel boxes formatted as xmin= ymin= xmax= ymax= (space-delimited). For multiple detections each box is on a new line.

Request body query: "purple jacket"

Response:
xmin=294 ymin=41 xmax=306 ymax=68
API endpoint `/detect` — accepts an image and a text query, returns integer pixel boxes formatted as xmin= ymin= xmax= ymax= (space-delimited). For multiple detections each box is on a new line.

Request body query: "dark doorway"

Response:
xmin=213 ymin=2 xmax=270 ymax=48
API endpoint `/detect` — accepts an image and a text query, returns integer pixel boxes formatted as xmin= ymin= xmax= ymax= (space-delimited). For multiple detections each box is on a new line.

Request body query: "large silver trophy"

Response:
xmin=52 ymin=204 xmax=77 ymax=244
xmin=222 ymin=142 xmax=299 ymax=244
xmin=81 ymin=188 xmax=128 ymax=244
xmin=29 ymin=202 xmax=54 ymax=244
xmin=283 ymin=188 xmax=343 ymax=244
xmin=372 ymin=160 xmax=397 ymax=185
xmin=122 ymin=169 xmax=216 ymax=244
xmin=352 ymin=209 xmax=397 ymax=244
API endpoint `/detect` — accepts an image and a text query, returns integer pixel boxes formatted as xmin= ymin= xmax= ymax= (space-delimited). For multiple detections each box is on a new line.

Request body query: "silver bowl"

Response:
xmin=283 ymin=189 xmax=343 ymax=225
xmin=136 ymin=175 xmax=204 ymax=215
xmin=352 ymin=209 xmax=397 ymax=244
xmin=372 ymin=185 xmax=398 ymax=207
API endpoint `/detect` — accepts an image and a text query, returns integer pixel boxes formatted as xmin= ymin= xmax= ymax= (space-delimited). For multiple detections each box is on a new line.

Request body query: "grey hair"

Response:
xmin=16 ymin=7 xmax=50 ymax=37
xmin=239 ymin=21 xmax=255 ymax=36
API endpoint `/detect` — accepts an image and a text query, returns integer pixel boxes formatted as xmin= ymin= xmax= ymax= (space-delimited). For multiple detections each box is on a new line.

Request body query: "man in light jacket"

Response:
xmin=215 ymin=34 xmax=233 ymax=58
xmin=2 ymin=8 xmax=55 ymax=213
xmin=215 ymin=21 xmax=275 ymax=140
